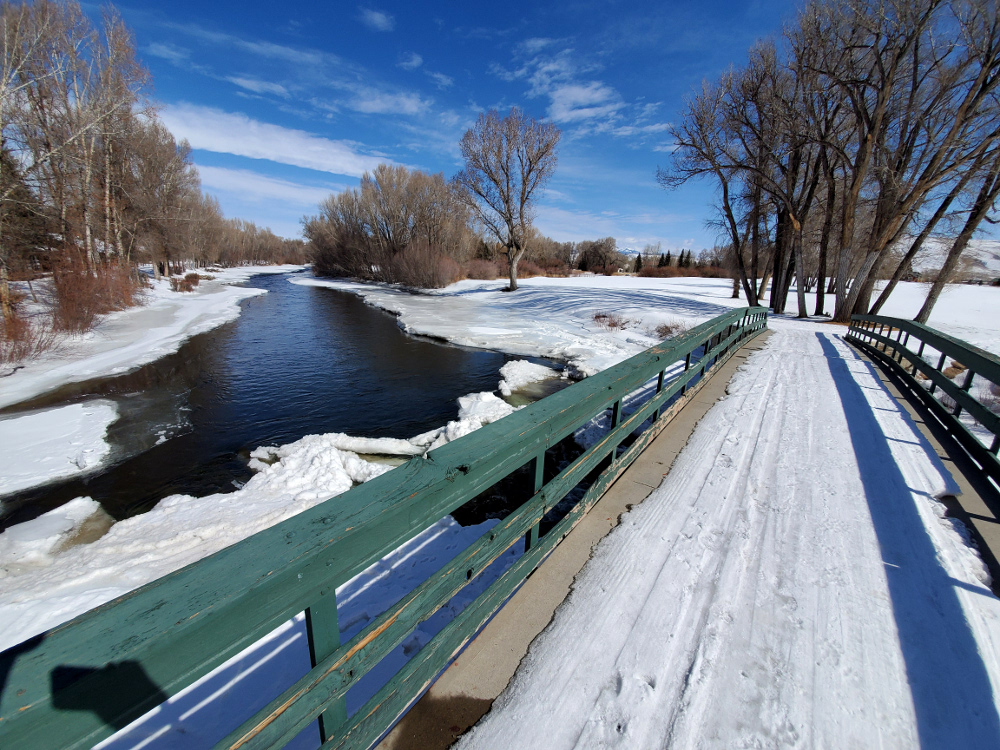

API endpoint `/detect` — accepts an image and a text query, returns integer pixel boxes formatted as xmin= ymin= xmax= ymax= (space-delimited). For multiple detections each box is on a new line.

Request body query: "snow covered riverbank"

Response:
xmin=293 ymin=275 xmax=1000 ymax=370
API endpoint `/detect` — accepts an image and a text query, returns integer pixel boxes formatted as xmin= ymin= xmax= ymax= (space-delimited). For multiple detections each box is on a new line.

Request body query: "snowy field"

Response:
xmin=1 ymin=271 xmax=999 ymax=747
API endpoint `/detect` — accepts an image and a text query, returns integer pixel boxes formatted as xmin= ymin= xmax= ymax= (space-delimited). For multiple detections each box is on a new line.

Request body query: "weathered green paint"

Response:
xmin=847 ymin=314 xmax=1000 ymax=485
xmin=0 ymin=307 xmax=767 ymax=750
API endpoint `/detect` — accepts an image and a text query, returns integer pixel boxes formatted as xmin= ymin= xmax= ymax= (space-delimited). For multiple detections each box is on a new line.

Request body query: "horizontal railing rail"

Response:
xmin=846 ymin=314 xmax=1000 ymax=489
xmin=0 ymin=307 xmax=768 ymax=750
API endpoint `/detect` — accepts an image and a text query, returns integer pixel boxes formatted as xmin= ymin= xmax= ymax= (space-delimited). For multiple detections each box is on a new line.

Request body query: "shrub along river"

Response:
xmin=0 ymin=271 xmax=562 ymax=529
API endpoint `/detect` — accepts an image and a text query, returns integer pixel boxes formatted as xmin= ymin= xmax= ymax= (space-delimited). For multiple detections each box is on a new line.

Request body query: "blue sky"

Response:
xmin=106 ymin=0 xmax=798 ymax=249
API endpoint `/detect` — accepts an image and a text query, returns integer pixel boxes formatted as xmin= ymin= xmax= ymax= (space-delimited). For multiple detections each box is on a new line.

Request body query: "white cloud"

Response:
xmin=519 ymin=37 xmax=557 ymax=54
xmin=359 ymin=8 xmax=395 ymax=32
xmin=160 ymin=103 xmax=386 ymax=177
xmin=167 ymin=22 xmax=326 ymax=67
xmin=398 ymin=52 xmax=423 ymax=70
xmin=350 ymin=91 xmax=430 ymax=115
xmin=427 ymin=71 xmax=454 ymax=89
xmin=225 ymin=77 xmax=290 ymax=98
xmin=197 ymin=165 xmax=341 ymax=206
xmin=145 ymin=42 xmax=190 ymax=64
xmin=547 ymin=82 xmax=622 ymax=123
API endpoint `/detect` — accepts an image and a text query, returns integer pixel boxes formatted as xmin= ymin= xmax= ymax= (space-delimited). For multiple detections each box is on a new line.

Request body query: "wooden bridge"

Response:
xmin=2 ymin=307 xmax=999 ymax=750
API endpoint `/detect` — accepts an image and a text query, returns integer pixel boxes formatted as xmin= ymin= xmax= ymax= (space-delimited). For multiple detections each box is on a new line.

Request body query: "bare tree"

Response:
xmin=454 ymin=107 xmax=560 ymax=291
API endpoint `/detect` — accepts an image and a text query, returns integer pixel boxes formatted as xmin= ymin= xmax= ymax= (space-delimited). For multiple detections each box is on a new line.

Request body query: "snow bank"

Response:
xmin=293 ymin=274 xmax=1000 ymax=364
xmin=0 ymin=432 xmax=389 ymax=651
xmin=0 ymin=400 xmax=118 ymax=496
xmin=0 ymin=497 xmax=111 ymax=573
xmin=498 ymin=360 xmax=560 ymax=396
xmin=0 ymin=265 xmax=305 ymax=410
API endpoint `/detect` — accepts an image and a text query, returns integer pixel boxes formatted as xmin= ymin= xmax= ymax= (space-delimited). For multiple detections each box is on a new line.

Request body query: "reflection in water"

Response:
xmin=1 ymin=273 xmax=560 ymax=527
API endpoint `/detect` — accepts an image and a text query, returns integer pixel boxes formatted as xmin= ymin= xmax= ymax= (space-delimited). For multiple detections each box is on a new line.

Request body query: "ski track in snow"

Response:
xmin=458 ymin=327 xmax=1000 ymax=749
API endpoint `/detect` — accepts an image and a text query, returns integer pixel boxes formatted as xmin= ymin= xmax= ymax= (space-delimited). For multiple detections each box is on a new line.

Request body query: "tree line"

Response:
xmin=660 ymin=0 xmax=1000 ymax=323
xmin=0 ymin=0 xmax=303 ymax=345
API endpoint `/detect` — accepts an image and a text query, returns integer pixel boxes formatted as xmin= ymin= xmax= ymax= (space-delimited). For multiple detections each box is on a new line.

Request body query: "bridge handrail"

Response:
xmin=0 ymin=306 xmax=768 ymax=750
xmin=846 ymin=314 xmax=1000 ymax=488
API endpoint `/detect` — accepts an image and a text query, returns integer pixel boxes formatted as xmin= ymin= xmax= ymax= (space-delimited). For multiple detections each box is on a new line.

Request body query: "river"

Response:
xmin=0 ymin=271 xmax=561 ymax=528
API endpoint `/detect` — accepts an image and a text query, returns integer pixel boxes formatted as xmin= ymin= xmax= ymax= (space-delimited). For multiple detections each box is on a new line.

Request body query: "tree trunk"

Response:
xmin=508 ymin=247 xmax=520 ymax=291
xmin=916 ymin=159 xmax=1000 ymax=324
xmin=869 ymin=173 xmax=968 ymax=315
xmin=0 ymin=263 xmax=11 ymax=323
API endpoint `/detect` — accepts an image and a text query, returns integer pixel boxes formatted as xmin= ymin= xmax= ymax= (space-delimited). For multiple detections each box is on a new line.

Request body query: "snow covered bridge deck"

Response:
xmin=387 ymin=324 xmax=1000 ymax=749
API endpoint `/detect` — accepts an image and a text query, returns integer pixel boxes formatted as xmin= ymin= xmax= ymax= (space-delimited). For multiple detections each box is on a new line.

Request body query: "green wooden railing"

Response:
xmin=846 ymin=314 xmax=1000 ymax=489
xmin=0 ymin=307 xmax=768 ymax=750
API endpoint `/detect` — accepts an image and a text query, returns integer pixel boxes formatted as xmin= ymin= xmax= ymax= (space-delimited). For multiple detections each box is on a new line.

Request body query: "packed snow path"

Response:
xmin=457 ymin=327 xmax=1000 ymax=749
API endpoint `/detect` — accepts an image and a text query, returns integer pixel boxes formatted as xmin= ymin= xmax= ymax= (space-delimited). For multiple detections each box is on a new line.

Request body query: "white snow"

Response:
xmin=0 ymin=400 xmax=118 ymax=495
xmin=911 ymin=237 xmax=1000 ymax=279
xmin=0 ymin=497 xmax=110 ymax=573
xmin=0 ymin=389 xmax=520 ymax=651
xmin=293 ymin=274 xmax=1000 ymax=369
xmin=0 ymin=265 xmax=304 ymax=410
xmin=458 ymin=326 xmax=1000 ymax=748
xmin=498 ymin=359 xmax=561 ymax=396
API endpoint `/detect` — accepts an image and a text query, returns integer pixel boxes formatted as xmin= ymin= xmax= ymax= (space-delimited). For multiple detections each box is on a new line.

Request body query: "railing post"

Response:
xmin=931 ymin=352 xmax=947 ymax=394
xmin=525 ymin=450 xmax=545 ymax=552
xmin=655 ymin=369 xmax=665 ymax=419
xmin=305 ymin=592 xmax=348 ymax=742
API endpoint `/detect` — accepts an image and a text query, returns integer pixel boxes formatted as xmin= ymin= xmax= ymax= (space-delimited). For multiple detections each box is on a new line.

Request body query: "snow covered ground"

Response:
xmin=295 ymin=274 xmax=1000 ymax=362
xmin=457 ymin=326 xmax=1000 ymax=749
xmin=0 ymin=400 xmax=118 ymax=495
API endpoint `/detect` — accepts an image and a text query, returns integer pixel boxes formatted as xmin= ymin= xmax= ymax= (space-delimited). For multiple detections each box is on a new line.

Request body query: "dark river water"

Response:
xmin=1 ymin=272 xmax=559 ymax=528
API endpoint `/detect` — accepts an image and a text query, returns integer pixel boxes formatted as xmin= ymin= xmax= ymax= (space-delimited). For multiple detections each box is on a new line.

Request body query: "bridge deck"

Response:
xmin=381 ymin=324 xmax=1000 ymax=749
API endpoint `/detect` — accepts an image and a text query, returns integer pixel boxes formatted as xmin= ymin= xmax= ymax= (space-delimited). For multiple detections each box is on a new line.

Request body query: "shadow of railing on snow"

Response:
xmin=817 ymin=331 xmax=1000 ymax=748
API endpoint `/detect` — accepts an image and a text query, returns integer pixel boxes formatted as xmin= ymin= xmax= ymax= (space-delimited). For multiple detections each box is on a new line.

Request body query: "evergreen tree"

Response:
xmin=665 ymin=250 xmax=672 ymax=267
xmin=634 ymin=254 xmax=643 ymax=273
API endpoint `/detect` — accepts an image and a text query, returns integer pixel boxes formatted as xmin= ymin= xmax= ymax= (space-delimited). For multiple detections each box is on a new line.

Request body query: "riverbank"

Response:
xmin=293 ymin=275 xmax=1000 ymax=370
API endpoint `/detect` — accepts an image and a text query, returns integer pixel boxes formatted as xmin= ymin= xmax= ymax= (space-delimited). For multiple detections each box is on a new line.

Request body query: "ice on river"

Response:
xmin=0 ymin=400 xmax=118 ymax=496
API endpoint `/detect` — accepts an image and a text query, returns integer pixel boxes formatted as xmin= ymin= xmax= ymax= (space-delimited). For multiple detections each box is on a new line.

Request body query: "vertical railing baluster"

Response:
xmin=655 ymin=369 xmax=665 ymax=420
xmin=525 ymin=450 xmax=545 ymax=552
xmin=306 ymin=593 xmax=347 ymax=742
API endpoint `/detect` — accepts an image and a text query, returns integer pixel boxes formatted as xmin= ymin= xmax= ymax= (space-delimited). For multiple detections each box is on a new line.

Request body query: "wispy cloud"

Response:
xmin=427 ymin=71 xmax=454 ymax=89
xmin=349 ymin=90 xmax=430 ymax=115
xmin=398 ymin=52 xmax=423 ymax=70
xmin=161 ymin=103 xmax=387 ymax=177
xmin=547 ymin=82 xmax=621 ymax=123
xmin=167 ymin=22 xmax=432 ymax=121
xmin=145 ymin=42 xmax=189 ymax=64
xmin=359 ymin=8 xmax=395 ymax=32
xmin=164 ymin=22 xmax=327 ymax=67
xmin=225 ymin=76 xmax=290 ymax=98
xmin=197 ymin=166 xmax=342 ymax=205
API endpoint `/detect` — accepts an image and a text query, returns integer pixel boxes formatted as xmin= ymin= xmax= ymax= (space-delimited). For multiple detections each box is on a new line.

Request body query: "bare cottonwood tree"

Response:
xmin=454 ymin=107 xmax=560 ymax=291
